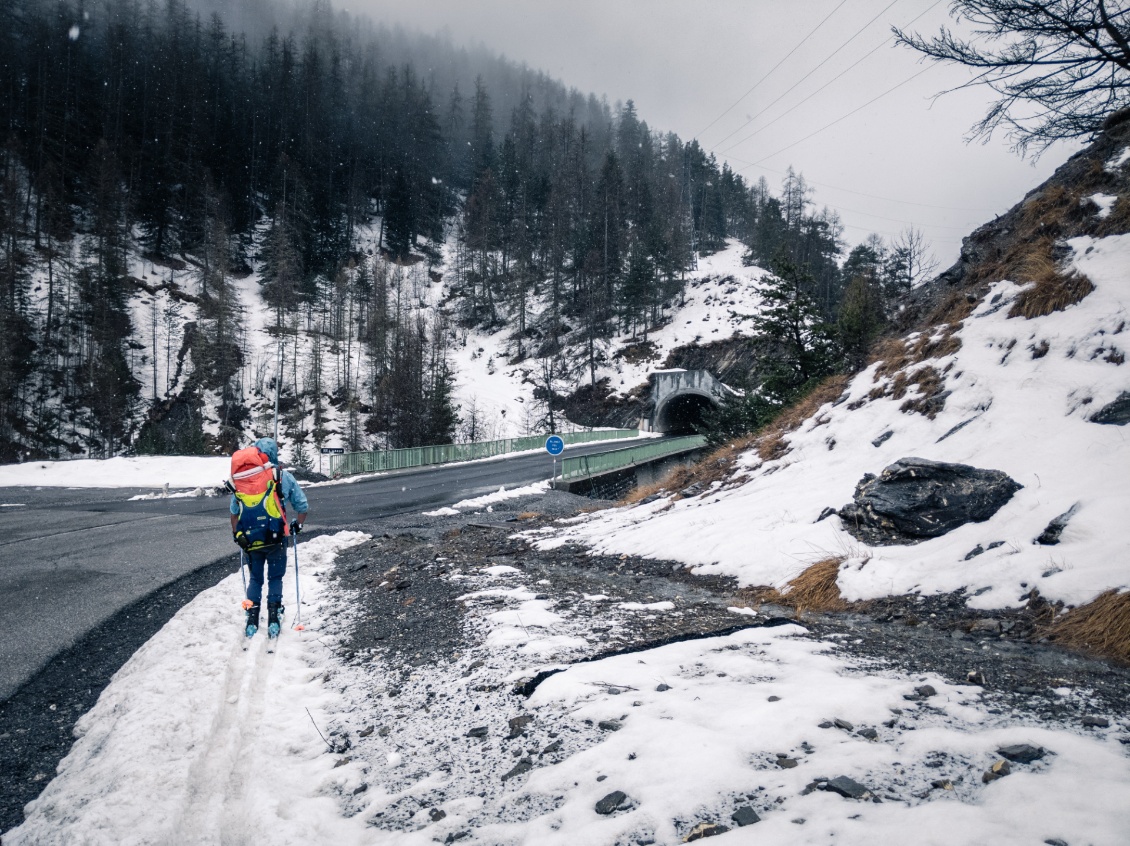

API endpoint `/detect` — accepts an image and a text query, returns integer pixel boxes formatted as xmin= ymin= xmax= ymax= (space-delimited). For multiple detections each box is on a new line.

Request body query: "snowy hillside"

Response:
xmin=117 ymin=233 xmax=767 ymax=460
xmin=532 ymin=231 xmax=1130 ymax=614
xmin=445 ymin=239 xmax=767 ymax=437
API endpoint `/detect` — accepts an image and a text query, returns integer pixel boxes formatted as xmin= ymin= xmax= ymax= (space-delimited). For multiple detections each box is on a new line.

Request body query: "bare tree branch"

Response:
xmin=895 ymin=0 xmax=1130 ymax=155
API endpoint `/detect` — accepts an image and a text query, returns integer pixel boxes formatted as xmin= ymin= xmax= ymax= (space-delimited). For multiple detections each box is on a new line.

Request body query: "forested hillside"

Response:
xmin=0 ymin=0 xmax=929 ymax=463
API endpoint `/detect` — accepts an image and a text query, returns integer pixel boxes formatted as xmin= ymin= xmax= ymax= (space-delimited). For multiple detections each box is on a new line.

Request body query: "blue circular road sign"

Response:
xmin=545 ymin=435 xmax=564 ymax=455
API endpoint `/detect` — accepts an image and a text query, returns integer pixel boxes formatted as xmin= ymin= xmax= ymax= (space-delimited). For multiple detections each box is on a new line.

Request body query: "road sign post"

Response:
xmin=544 ymin=435 xmax=564 ymax=487
xmin=320 ymin=446 xmax=344 ymax=476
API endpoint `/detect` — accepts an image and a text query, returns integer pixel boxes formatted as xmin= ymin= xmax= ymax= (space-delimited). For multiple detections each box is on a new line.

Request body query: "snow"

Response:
xmin=422 ymin=481 xmax=551 ymax=516
xmin=6 ymin=531 xmax=372 ymax=846
xmin=1087 ymin=192 xmax=1118 ymax=218
xmin=441 ymin=238 xmax=766 ymax=438
xmin=0 ymin=456 xmax=229 ymax=488
xmin=530 ymin=233 xmax=1130 ymax=611
xmin=1106 ymin=146 xmax=1130 ymax=172
xmin=11 ymin=533 xmax=1130 ymax=844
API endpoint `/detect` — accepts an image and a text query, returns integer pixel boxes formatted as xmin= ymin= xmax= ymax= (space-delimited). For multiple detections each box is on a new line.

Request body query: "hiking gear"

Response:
xmin=245 ymin=602 xmax=261 ymax=638
xmin=292 ymin=532 xmax=302 ymax=629
xmin=290 ymin=519 xmax=302 ymax=535
xmin=233 ymin=530 xmax=252 ymax=551
xmin=267 ymin=602 xmax=283 ymax=639
xmin=244 ymin=544 xmax=288 ymax=605
xmin=230 ymin=445 xmax=276 ymax=496
xmin=233 ymin=479 xmax=288 ymax=550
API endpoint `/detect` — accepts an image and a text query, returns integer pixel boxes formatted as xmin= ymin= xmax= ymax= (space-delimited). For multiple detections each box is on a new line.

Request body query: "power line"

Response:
xmin=730 ymin=158 xmax=1000 ymax=213
xmin=712 ymin=0 xmax=901 ymax=151
xmin=721 ymin=0 xmax=946 ymax=155
xmin=696 ymin=0 xmax=850 ymax=140
xmin=740 ymin=63 xmax=937 ymax=170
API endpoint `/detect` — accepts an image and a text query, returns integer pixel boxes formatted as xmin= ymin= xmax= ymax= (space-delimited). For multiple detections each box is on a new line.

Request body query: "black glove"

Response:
xmin=233 ymin=530 xmax=251 ymax=551
xmin=290 ymin=520 xmax=302 ymax=535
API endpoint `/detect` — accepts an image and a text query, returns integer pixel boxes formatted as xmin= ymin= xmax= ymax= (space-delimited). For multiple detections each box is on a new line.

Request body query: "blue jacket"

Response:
xmin=228 ymin=437 xmax=309 ymax=518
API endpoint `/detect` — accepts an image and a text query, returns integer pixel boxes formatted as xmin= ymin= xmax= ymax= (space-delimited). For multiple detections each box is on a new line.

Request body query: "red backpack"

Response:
xmin=231 ymin=446 xmax=276 ymax=496
xmin=230 ymin=447 xmax=289 ymax=549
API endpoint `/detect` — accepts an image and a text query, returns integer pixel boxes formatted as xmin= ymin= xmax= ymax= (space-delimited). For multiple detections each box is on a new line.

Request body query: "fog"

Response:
xmin=331 ymin=0 xmax=1079 ymax=266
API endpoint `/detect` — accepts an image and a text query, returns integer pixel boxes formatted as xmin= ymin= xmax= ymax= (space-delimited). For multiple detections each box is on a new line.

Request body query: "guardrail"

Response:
xmin=556 ymin=434 xmax=707 ymax=482
xmin=329 ymin=429 xmax=640 ymax=477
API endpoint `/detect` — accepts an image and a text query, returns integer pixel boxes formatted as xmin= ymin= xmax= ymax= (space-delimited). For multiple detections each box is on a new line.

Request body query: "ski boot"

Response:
xmin=245 ymin=602 xmax=261 ymax=638
xmin=267 ymin=601 xmax=284 ymax=639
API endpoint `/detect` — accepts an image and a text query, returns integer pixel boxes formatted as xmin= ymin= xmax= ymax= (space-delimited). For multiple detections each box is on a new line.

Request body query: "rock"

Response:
xmin=931 ymin=779 xmax=954 ymax=791
xmin=1044 ymin=839 xmax=1069 ymax=846
xmin=594 ymin=790 xmax=630 ymax=815
xmin=501 ymin=758 xmax=533 ymax=781
xmin=818 ymin=721 xmax=834 ymax=729
xmin=982 ymin=759 xmax=1011 ymax=783
xmin=816 ymin=506 xmax=838 ymax=522
xmin=683 ymin=823 xmax=729 ymax=841
xmin=656 ymin=683 xmax=671 ymax=692
xmin=466 ymin=726 xmax=489 ymax=738
xmin=824 ymin=776 xmax=873 ymax=800
xmin=429 ymin=808 xmax=447 ymax=822
xmin=915 ymin=685 xmax=937 ymax=698
xmin=833 ymin=718 xmax=855 ymax=731
xmin=508 ymin=715 xmax=533 ymax=738
xmin=1090 ymin=391 xmax=1130 ymax=425
xmin=357 ymin=726 xmax=374 ymax=738
xmin=598 ymin=720 xmax=623 ymax=732
xmin=444 ymin=831 xmax=471 ymax=843
xmin=872 ymin=430 xmax=894 ymax=447
xmin=856 ymin=728 xmax=878 ymax=740
xmin=1082 ymin=715 xmax=1110 ymax=728
xmin=776 ymin=757 xmax=799 ymax=768
xmin=970 ymin=618 xmax=1000 ymax=634
xmin=997 ymin=744 xmax=1045 ymax=763
xmin=731 ymin=806 xmax=761 ymax=827
xmin=1036 ymin=503 xmax=1080 ymax=545
xmin=964 ymin=544 xmax=985 ymax=560
xmin=767 ymin=695 xmax=781 ymax=702
xmin=837 ymin=458 xmax=1022 ymax=546
xmin=966 ymin=669 xmax=986 ymax=685
xmin=540 ymin=739 xmax=563 ymax=756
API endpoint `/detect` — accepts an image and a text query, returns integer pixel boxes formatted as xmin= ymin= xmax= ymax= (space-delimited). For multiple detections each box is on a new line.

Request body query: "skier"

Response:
xmin=229 ymin=437 xmax=309 ymax=637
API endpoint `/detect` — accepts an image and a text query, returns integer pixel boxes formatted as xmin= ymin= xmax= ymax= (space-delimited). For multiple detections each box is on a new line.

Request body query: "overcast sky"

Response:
xmin=338 ymin=0 xmax=1080 ymax=267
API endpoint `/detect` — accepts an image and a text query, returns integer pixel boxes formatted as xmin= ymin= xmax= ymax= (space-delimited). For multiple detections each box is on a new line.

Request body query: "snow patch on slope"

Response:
xmin=532 ymin=234 xmax=1130 ymax=610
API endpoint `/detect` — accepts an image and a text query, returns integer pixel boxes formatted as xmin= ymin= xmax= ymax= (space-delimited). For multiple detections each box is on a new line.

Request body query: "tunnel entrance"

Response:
xmin=655 ymin=393 xmax=717 ymax=435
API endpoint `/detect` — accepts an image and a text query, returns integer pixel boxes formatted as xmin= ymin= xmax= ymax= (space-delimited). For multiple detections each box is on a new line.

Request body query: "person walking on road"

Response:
xmin=229 ymin=437 xmax=309 ymax=637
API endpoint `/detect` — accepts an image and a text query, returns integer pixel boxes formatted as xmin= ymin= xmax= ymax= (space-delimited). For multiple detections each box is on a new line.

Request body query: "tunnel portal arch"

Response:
xmin=647 ymin=370 xmax=729 ymax=434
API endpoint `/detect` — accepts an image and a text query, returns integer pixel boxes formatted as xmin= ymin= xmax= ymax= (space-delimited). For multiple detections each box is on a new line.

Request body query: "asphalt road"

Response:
xmin=0 ymin=440 xmax=628 ymax=701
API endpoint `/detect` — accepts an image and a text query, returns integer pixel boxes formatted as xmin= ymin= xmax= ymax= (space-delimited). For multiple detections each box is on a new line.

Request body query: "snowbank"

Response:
xmin=0 ymin=455 xmax=230 ymax=489
xmin=6 ymin=532 xmax=371 ymax=846
xmin=533 ymin=234 xmax=1130 ymax=610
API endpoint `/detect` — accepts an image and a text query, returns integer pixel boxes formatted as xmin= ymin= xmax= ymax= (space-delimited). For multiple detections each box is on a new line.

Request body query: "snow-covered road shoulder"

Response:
xmin=6 ymin=531 xmax=371 ymax=846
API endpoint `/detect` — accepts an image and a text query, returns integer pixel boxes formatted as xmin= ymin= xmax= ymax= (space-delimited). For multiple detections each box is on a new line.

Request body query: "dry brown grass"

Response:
xmin=738 ymin=557 xmax=853 ymax=615
xmin=872 ymin=325 xmax=963 ymax=384
xmin=1046 ymin=589 xmax=1130 ymax=664
xmin=516 ymin=511 xmax=541 ymax=521
xmin=1008 ymin=262 xmax=1096 ymax=319
xmin=753 ymin=374 xmax=851 ymax=461
xmin=618 ymin=437 xmax=753 ymax=505
xmin=1096 ymin=195 xmax=1130 ymax=236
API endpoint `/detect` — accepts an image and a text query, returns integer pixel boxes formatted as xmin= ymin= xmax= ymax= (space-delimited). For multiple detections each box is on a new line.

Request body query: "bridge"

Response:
xmin=646 ymin=369 xmax=730 ymax=434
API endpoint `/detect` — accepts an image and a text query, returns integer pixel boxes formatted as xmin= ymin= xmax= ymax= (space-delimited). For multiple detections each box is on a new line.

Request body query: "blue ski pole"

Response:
xmin=292 ymin=531 xmax=302 ymax=629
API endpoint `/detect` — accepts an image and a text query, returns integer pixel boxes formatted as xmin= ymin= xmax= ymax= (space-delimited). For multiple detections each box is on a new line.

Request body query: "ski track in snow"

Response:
xmin=10 ymin=531 xmax=1130 ymax=845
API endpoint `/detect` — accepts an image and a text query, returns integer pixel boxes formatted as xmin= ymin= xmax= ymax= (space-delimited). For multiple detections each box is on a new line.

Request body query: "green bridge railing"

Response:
xmin=556 ymin=434 xmax=707 ymax=482
xmin=329 ymin=429 xmax=640 ymax=477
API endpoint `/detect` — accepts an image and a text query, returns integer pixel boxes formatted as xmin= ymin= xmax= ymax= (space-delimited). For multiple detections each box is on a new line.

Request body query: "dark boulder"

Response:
xmin=838 ymin=457 xmax=1022 ymax=546
xmin=1090 ymin=391 xmax=1130 ymax=425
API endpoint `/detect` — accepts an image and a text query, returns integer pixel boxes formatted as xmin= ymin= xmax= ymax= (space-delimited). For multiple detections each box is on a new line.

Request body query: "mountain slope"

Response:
xmin=535 ymin=114 xmax=1130 ymax=635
